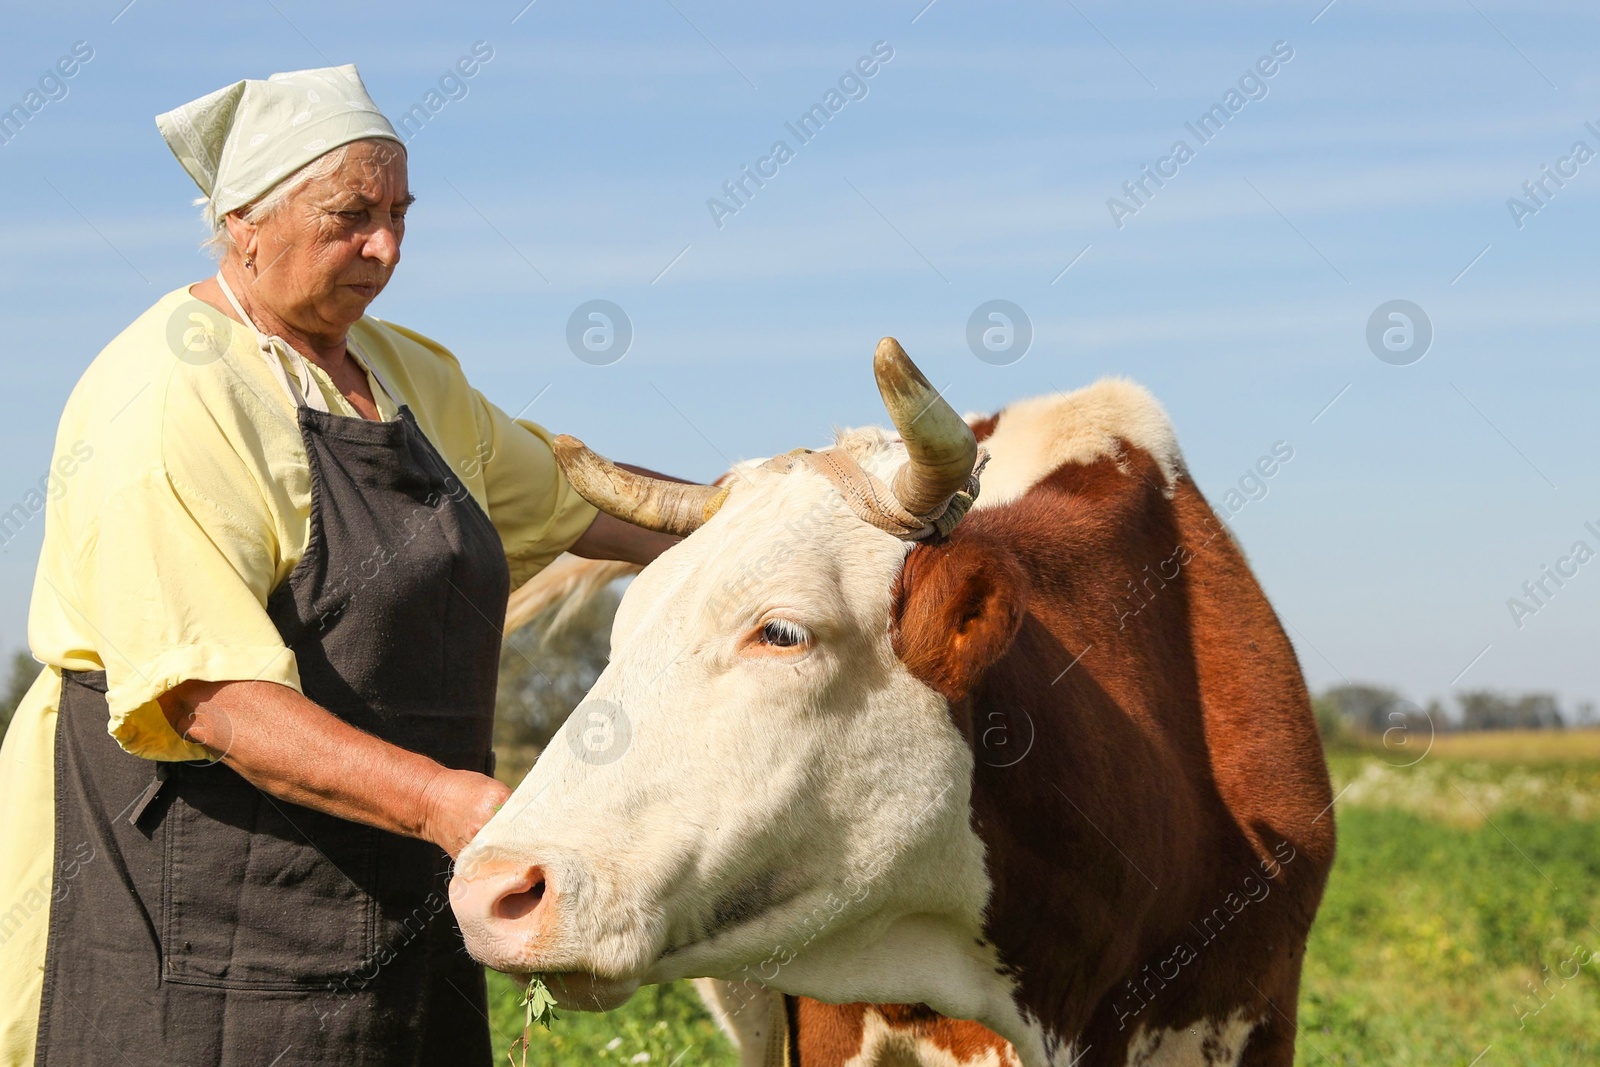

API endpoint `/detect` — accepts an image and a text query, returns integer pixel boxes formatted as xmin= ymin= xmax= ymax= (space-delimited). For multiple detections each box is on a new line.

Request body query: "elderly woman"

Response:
xmin=0 ymin=65 xmax=674 ymax=1065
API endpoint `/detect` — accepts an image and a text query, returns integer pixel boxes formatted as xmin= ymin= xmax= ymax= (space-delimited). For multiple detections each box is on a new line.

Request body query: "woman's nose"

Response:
xmin=364 ymin=225 xmax=401 ymax=268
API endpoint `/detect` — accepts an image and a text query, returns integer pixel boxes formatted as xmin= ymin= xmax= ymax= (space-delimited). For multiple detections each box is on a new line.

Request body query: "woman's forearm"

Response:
xmin=565 ymin=460 xmax=689 ymax=566
xmin=159 ymin=679 xmax=508 ymax=856
xmin=568 ymin=509 xmax=681 ymax=565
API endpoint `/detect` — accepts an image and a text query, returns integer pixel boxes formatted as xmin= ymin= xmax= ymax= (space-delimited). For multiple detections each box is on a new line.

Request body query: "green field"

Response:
xmin=486 ymin=737 xmax=1600 ymax=1064
xmin=1302 ymin=747 xmax=1600 ymax=1064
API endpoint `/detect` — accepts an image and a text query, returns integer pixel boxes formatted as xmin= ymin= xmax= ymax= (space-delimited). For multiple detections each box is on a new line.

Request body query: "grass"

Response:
xmin=483 ymin=738 xmax=1600 ymax=1064
xmin=1302 ymin=752 xmax=1600 ymax=1064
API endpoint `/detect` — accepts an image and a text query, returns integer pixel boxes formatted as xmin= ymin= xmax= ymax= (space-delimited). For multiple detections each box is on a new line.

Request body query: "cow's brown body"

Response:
xmin=788 ymin=424 xmax=1335 ymax=1066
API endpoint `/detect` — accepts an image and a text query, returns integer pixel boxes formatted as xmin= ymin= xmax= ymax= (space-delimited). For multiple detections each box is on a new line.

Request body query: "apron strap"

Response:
xmin=215 ymin=272 xmax=325 ymax=413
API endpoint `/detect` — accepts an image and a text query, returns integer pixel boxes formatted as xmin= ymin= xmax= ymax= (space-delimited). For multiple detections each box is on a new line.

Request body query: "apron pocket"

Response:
xmin=161 ymin=763 xmax=377 ymax=990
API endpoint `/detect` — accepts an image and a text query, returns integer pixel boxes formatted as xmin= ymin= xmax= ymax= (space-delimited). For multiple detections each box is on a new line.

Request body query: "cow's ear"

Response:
xmin=891 ymin=538 xmax=1028 ymax=703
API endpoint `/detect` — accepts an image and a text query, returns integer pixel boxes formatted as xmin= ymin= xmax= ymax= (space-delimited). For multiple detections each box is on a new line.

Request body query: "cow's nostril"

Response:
xmin=492 ymin=869 xmax=546 ymax=923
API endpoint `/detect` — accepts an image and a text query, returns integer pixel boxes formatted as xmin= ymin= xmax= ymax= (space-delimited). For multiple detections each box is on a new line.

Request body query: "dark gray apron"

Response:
xmin=35 ymin=329 xmax=510 ymax=1066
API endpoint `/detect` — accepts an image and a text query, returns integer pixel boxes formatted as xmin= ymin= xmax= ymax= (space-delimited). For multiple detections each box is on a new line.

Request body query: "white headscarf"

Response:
xmin=156 ymin=63 xmax=401 ymax=218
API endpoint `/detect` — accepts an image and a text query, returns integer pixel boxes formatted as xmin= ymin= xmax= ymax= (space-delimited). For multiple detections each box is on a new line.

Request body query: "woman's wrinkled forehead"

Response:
xmin=306 ymin=140 xmax=409 ymax=206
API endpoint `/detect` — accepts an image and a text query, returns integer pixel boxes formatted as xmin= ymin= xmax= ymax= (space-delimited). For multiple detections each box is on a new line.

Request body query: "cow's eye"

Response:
xmin=759 ymin=619 xmax=808 ymax=649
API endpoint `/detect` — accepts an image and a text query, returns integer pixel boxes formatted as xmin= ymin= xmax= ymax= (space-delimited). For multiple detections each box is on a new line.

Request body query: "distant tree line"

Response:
xmin=492 ymin=583 xmax=621 ymax=750
xmin=1315 ymin=682 xmax=1596 ymax=742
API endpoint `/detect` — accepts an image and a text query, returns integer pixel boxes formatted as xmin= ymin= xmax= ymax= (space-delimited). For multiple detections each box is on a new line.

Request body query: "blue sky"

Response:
xmin=1 ymin=0 xmax=1596 ymax=718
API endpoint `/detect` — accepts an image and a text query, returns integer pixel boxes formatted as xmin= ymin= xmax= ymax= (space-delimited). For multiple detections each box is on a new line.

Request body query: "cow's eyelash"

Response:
xmin=758 ymin=618 xmax=809 ymax=648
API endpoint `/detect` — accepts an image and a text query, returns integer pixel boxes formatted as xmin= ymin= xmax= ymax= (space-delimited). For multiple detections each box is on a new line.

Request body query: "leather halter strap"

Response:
xmin=758 ymin=444 xmax=988 ymax=541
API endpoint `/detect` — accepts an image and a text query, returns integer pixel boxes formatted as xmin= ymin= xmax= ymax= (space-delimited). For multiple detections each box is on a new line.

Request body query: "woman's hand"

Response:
xmin=420 ymin=768 xmax=513 ymax=858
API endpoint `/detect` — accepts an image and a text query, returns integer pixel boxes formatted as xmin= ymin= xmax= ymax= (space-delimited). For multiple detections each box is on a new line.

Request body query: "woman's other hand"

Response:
xmin=420 ymin=768 xmax=513 ymax=859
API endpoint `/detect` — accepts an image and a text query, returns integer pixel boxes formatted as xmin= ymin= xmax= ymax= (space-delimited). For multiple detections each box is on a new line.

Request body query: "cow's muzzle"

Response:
xmin=450 ymin=856 xmax=638 ymax=1009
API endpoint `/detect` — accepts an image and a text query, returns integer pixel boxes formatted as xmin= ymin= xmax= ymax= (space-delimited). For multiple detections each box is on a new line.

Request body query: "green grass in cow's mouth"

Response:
xmin=488 ymin=971 xmax=736 ymax=1065
xmin=506 ymin=974 xmax=561 ymax=1067
xmin=523 ymin=974 xmax=559 ymax=1030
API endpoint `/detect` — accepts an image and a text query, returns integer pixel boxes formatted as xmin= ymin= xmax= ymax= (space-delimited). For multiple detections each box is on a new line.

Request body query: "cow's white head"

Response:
xmin=452 ymin=340 xmax=1031 ymax=1036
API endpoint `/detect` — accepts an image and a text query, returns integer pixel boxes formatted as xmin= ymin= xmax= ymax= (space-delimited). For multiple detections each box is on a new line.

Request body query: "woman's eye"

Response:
xmin=759 ymin=619 xmax=807 ymax=648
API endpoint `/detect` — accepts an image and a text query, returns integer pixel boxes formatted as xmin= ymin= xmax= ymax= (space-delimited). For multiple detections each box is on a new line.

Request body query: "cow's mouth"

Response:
xmin=513 ymin=970 xmax=641 ymax=1013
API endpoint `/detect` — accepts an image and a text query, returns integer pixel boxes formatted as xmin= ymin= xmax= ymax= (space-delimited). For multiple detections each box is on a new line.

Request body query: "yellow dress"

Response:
xmin=0 ymin=286 xmax=598 ymax=1064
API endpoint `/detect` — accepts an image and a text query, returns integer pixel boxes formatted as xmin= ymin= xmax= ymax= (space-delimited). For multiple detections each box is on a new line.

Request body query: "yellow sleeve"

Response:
xmin=472 ymin=392 xmax=599 ymax=589
xmin=0 ymin=666 xmax=60 ymax=1065
xmin=62 ymin=439 xmax=301 ymax=762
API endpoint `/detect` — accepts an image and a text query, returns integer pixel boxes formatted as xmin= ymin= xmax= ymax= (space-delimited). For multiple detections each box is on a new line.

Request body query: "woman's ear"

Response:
xmin=223 ymin=210 xmax=258 ymax=264
xmin=891 ymin=537 xmax=1028 ymax=704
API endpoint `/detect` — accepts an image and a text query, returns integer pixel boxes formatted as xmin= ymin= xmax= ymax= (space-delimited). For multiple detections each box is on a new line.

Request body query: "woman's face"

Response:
xmin=230 ymin=139 xmax=411 ymax=337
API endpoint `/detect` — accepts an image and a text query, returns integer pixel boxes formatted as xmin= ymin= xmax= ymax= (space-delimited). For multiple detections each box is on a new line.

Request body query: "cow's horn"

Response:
xmin=552 ymin=435 xmax=725 ymax=536
xmin=874 ymin=337 xmax=978 ymax=518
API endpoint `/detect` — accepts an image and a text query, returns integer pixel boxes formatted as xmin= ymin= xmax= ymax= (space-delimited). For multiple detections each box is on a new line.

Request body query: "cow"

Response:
xmin=455 ymin=338 xmax=1336 ymax=1066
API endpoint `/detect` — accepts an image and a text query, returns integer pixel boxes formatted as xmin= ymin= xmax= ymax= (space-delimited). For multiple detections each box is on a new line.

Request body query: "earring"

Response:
xmin=244 ymin=254 xmax=255 ymax=271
